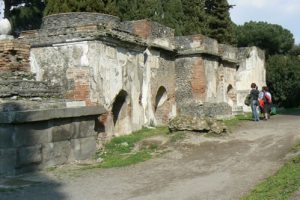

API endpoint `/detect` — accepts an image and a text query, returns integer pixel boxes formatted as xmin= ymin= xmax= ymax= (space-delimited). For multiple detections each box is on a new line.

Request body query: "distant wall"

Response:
xmin=236 ymin=47 xmax=266 ymax=112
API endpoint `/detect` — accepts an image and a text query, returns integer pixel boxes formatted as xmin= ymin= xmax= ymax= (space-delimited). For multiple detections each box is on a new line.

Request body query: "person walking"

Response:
xmin=262 ymin=86 xmax=272 ymax=120
xmin=250 ymin=83 xmax=260 ymax=121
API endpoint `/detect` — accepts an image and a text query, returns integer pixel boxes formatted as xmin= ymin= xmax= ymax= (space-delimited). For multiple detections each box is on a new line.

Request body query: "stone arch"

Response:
xmin=154 ymin=86 xmax=168 ymax=111
xmin=226 ymin=84 xmax=236 ymax=107
xmin=112 ymin=90 xmax=128 ymax=125
xmin=227 ymin=84 xmax=233 ymax=94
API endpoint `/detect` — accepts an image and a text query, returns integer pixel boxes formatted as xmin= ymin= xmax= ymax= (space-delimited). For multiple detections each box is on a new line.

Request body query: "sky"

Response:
xmin=228 ymin=0 xmax=300 ymax=44
xmin=0 ymin=0 xmax=4 ymax=19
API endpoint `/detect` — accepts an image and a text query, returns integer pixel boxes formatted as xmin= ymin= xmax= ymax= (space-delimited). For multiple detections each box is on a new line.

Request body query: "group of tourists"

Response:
xmin=249 ymin=83 xmax=272 ymax=121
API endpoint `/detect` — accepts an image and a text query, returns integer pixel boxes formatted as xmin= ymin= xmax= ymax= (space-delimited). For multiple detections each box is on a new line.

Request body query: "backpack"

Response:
xmin=263 ymin=92 xmax=272 ymax=104
xmin=244 ymin=94 xmax=251 ymax=106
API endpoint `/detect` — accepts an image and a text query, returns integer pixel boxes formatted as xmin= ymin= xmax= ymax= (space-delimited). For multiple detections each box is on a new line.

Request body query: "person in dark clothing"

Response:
xmin=250 ymin=83 xmax=259 ymax=121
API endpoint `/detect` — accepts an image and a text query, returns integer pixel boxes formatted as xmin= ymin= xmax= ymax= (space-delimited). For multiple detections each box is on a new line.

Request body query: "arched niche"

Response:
xmin=227 ymin=84 xmax=233 ymax=94
xmin=112 ymin=90 xmax=128 ymax=125
xmin=154 ymin=86 xmax=168 ymax=111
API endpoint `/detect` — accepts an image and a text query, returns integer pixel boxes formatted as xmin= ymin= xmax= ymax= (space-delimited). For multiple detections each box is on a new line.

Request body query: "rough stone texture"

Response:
xmin=0 ymin=13 xmax=267 ymax=175
xmin=0 ymin=106 xmax=106 ymax=175
xmin=70 ymin=137 xmax=97 ymax=160
xmin=0 ymin=80 xmax=61 ymax=98
xmin=0 ymin=40 xmax=30 ymax=72
xmin=151 ymin=52 xmax=176 ymax=125
xmin=30 ymin=39 xmax=176 ymax=136
xmin=120 ymin=19 xmax=175 ymax=39
xmin=13 ymin=122 xmax=52 ymax=147
xmin=237 ymin=47 xmax=266 ymax=112
xmin=179 ymin=102 xmax=232 ymax=119
xmin=191 ymin=58 xmax=206 ymax=100
xmin=17 ymin=145 xmax=42 ymax=167
xmin=175 ymin=35 xmax=219 ymax=55
xmin=168 ymin=115 xmax=227 ymax=134
xmin=41 ymin=12 xmax=120 ymax=30
xmin=0 ymin=124 xmax=14 ymax=148
xmin=219 ymin=44 xmax=238 ymax=62
xmin=0 ymin=148 xmax=17 ymax=176
xmin=42 ymin=141 xmax=71 ymax=167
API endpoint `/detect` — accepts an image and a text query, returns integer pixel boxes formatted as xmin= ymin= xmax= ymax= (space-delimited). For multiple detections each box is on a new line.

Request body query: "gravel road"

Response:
xmin=1 ymin=112 xmax=300 ymax=200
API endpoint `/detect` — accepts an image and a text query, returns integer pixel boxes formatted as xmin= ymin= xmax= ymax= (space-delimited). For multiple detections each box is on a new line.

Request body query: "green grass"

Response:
xmin=223 ymin=113 xmax=252 ymax=127
xmin=95 ymin=126 xmax=169 ymax=168
xmin=241 ymin=142 xmax=300 ymax=200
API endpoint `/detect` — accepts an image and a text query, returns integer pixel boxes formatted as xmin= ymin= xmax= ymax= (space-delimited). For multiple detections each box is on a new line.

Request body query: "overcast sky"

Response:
xmin=228 ymin=0 xmax=300 ymax=44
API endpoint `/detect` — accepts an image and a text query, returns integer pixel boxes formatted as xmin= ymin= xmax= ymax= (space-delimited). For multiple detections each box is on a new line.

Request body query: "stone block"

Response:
xmin=0 ymin=148 xmax=17 ymax=176
xmin=42 ymin=141 xmax=71 ymax=167
xmin=70 ymin=137 xmax=96 ymax=161
xmin=73 ymin=117 xmax=97 ymax=139
xmin=0 ymin=124 xmax=14 ymax=148
xmin=17 ymin=145 xmax=42 ymax=167
xmin=50 ymin=118 xmax=74 ymax=142
xmin=13 ymin=122 xmax=52 ymax=147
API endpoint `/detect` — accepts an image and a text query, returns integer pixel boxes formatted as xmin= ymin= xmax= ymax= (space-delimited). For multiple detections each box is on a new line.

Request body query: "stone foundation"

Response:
xmin=0 ymin=106 xmax=106 ymax=176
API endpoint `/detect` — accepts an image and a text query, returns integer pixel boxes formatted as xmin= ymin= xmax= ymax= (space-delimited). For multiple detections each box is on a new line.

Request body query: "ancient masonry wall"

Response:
xmin=0 ymin=40 xmax=30 ymax=72
xmin=0 ymin=106 xmax=106 ymax=176
xmin=0 ymin=12 xmax=266 ymax=175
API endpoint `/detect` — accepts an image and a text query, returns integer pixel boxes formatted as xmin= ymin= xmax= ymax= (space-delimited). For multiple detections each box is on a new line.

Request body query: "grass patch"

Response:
xmin=95 ymin=126 xmax=169 ymax=168
xmin=223 ymin=113 xmax=252 ymax=128
xmin=241 ymin=141 xmax=300 ymax=200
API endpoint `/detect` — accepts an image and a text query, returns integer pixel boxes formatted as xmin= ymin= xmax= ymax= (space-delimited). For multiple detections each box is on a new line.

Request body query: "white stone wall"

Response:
xmin=30 ymin=41 xmax=176 ymax=137
xmin=236 ymin=47 xmax=266 ymax=112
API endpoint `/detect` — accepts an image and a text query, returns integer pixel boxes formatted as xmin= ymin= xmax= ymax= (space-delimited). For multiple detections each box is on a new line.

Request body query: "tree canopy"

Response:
xmin=204 ymin=0 xmax=236 ymax=44
xmin=236 ymin=21 xmax=294 ymax=56
xmin=266 ymin=55 xmax=300 ymax=108
xmin=4 ymin=0 xmax=45 ymax=33
xmin=43 ymin=0 xmax=118 ymax=16
xmin=42 ymin=0 xmax=236 ymax=43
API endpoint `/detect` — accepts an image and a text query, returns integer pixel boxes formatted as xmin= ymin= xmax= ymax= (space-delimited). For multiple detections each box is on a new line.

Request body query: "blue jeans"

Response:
xmin=251 ymin=100 xmax=259 ymax=121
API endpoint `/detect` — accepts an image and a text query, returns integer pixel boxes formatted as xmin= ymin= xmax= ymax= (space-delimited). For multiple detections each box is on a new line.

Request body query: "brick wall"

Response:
xmin=191 ymin=58 xmax=206 ymax=100
xmin=0 ymin=40 xmax=30 ymax=72
xmin=66 ymin=67 xmax=93 ymax=106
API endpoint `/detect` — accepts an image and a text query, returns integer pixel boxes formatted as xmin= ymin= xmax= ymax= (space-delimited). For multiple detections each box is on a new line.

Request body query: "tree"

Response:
xmin=44 ymin=0 xmax=118 ymax=16
xmin=204 ymin=0 xmax=236 ymax=44
xmin=4 ymin=0 xmax=45 ymax=33
xmin=160 ymin=0 xmax=185 ymax=35
xmin=289 ymin=44 xmax=300 ymax=56
xmin=236 ymin=21 xmax=294 ymax=56
xmin=181 ymin=0 xmax=207 ymax=35
xmin=117 ymin=0 xmax=162 ymax=22
xmin=266 ymin=55 xmax=300 ymax=108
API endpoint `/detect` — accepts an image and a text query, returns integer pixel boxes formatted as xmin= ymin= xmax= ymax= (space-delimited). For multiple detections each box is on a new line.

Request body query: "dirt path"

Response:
xmin=1 ymin=113 xmax=300 ymax=200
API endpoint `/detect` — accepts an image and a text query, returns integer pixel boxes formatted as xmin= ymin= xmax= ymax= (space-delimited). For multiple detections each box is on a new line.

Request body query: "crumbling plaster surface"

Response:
xmin=30 ymin=41 xmax=176 ymax=136
xmin=237 ymin=47 xmax=266 ymax=111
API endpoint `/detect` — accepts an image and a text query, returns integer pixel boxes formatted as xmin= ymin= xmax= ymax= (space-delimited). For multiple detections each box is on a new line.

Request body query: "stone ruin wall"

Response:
xmin=19 ymin=12 xmax=265 ymax=133
xmin=0 ymin=40 xmax=30 ymax=72
xmin=0 ymin=12 xmax=266 ymax=175
xmin=23 ymin=13 xmax=178 ymax=137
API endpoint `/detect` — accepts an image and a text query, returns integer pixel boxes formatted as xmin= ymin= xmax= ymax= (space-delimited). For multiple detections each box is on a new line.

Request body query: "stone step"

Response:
xmin=0 ymin=80 xmax=61 ymax=98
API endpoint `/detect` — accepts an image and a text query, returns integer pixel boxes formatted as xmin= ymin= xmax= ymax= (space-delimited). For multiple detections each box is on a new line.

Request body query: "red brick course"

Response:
xmin=66 ymin=67 xmax=94 ymax=106
xmin=0 ymin=40 xmax=30 ymax=72
xmin=191 ymin=58 xmax=206 ymax=99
